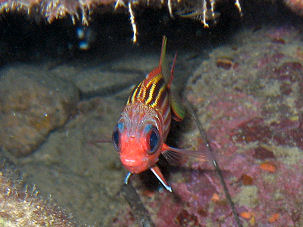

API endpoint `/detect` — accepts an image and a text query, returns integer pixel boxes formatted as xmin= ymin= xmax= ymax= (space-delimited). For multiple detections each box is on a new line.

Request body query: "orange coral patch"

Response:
xmin=211 ymin=193 xmax=220 ymax=202
xmin=268 ymin=213 xmax=280 ymax=223
xmin=240 ymin=211 xmax=252 ymax=219
xmin=259 ymin=162 xmax=276 ymax=173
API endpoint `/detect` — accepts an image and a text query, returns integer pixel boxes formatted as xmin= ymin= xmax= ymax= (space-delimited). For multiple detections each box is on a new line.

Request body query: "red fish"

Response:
xmin=112 ymin=36 xmax=204 ymax=192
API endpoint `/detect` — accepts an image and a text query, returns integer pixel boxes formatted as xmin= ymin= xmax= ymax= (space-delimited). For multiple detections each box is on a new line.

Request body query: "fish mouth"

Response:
xmin=121 ymin=158 xmax=148 ymax=174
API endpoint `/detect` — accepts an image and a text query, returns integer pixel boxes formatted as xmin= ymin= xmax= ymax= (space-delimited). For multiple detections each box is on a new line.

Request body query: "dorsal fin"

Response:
xmin=160 ymin=36 xmax=185 ymax=121
xmin=144 ymin=36 xmax=168 ymax=82
xmin=159 ymin=36 xmax=167 ymax=68
xmin=159 ymin=36 xmax=171 ymax=84
xmin=167 ymin=52 xmax=177 ymax=90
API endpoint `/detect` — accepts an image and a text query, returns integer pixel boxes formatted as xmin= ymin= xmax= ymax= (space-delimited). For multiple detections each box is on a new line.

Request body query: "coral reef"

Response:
xmin=0 ymin=157 xmax=77 ymax=226
xmin=0 ymin=64 xmax=79 ymax=156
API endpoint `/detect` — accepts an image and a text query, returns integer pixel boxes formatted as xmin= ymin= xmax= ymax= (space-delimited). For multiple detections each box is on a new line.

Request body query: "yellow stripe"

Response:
xmin=150 ymin=85 xmax=165 ymax=108
xmin=145 ymin=76 xmax=156 ymax=89
xmin=128 ymin=82 xmax=141 ymax=104
xmin=137 ymin=82 xmax=146 ymax=100
xmin=145 ymin=75 xmax=162 ymax=105
xmin=132 ymin=83 xmax=141 ymax=103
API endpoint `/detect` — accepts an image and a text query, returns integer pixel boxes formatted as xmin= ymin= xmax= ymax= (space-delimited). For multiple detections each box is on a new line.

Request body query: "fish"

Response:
xmin=112 ymin=36 xmax=204 ymax=192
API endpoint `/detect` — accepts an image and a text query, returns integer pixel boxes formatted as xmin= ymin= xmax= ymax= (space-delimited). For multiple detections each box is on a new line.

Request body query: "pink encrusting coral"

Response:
xmin=202 ymin=92 xmax=262 ymax=155
xmin=182 ymin=26 xmax=303 ymax=226
xmin=151 ymin=92 xmax=264 ymax=226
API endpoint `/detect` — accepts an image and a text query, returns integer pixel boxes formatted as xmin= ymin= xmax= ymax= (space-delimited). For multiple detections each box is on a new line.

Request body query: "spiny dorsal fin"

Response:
xmin=159 ymin=36 xmax=167 ymax=67
xmin=159 ymin=36 xmax=171 ymax=86
xmin=160 ymin=36 xmax=185 ymax=121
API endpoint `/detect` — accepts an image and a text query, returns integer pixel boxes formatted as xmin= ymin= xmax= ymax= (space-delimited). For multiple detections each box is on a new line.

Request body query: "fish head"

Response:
xmin=112 ymin=105 xmax=163 ymax=174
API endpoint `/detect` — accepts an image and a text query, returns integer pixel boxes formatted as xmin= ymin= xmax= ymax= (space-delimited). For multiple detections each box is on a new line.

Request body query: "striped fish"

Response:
xmin=112 ymin=36 xmax=203 ymax=192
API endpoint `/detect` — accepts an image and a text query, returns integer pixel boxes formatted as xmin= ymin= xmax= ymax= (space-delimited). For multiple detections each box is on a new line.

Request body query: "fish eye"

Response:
xmin=112 ymin=129 xmax=120 ymax=151
xmin=147 ymin=126 xmax=160 ymax=154
xmin=112 ymin=122 xmax=123 ymax=151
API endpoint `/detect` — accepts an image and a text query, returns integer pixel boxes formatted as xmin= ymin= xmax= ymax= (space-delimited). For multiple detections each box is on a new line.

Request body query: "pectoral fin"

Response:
xmin=162 ymin=143 xmax=205 ymax=165
xmin=150 ymin=165 xmax=172 ymax=192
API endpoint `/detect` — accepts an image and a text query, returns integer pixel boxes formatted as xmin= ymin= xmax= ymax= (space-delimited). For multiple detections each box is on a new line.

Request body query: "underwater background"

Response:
xmin=0 ymin=0 xmax=303 ymax=226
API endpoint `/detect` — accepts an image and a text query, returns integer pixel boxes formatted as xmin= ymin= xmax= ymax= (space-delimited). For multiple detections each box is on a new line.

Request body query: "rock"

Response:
xmin=50 ymin=52 xmax=157 ymax=98
xmin=0 ymin=64 xmax=79 ymax=156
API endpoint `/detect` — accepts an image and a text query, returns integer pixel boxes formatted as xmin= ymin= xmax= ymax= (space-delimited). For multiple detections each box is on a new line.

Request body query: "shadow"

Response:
xmin=120 ymin=182 xmax=155 ymax=227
